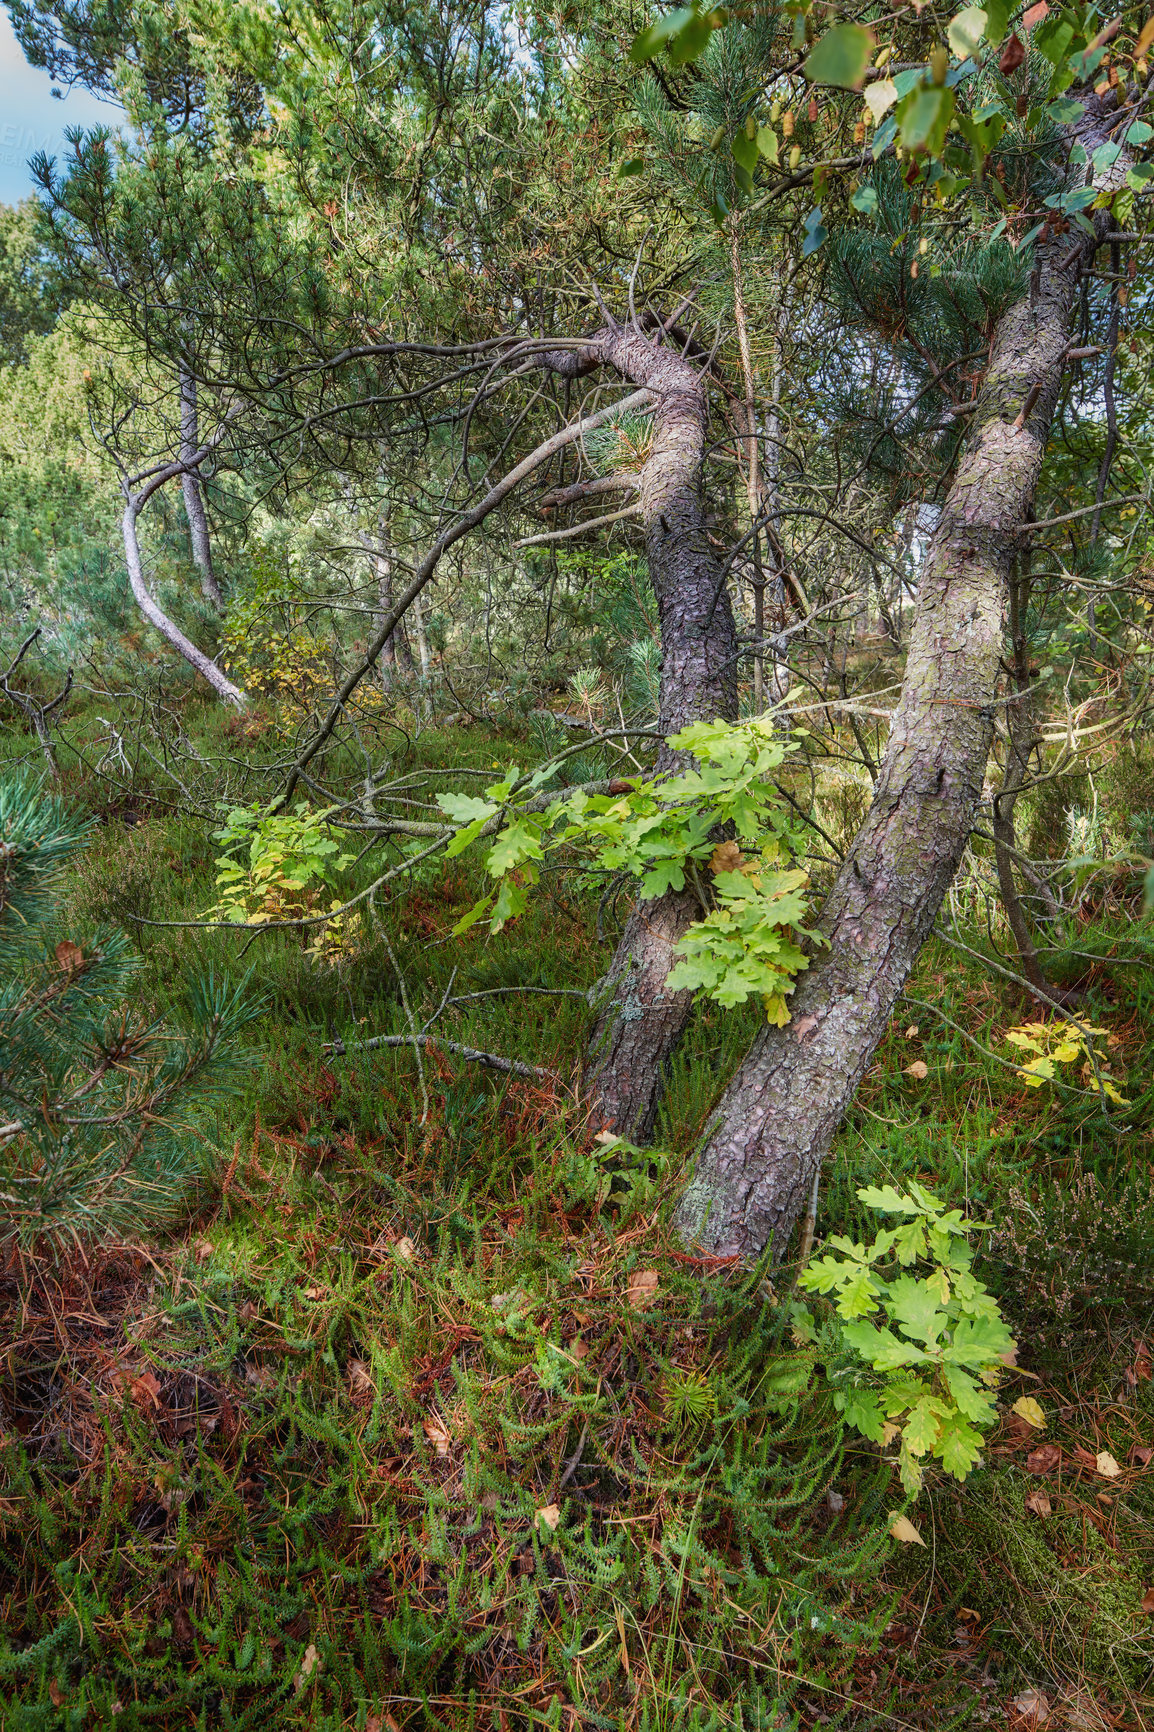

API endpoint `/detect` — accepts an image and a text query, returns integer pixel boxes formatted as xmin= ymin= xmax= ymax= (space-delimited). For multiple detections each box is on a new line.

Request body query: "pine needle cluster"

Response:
xmin=0 ymin=777 xmax=257 ymax=1259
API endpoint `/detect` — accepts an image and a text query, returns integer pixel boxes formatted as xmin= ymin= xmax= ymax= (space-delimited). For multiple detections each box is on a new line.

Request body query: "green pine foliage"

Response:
xmin=831 ymin=161 xmax=1031 ymax=357
xmin=0 ymin=776 xmax=257 ymax=1256
xmin=824 ymin=162 xmax=1032 ymax=502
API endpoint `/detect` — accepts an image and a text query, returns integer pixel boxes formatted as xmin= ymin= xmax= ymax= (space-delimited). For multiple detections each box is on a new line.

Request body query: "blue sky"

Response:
xmin=0 ymin=9 xmax=114 ymax=205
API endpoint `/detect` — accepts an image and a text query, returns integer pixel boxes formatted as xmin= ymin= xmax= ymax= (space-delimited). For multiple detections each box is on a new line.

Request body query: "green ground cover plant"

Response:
xmin=0 ymin=699 xmax=1151 ymax=1730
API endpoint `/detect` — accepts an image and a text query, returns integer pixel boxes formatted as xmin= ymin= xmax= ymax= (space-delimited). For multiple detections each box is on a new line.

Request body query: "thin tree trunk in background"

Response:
xmin=369 ymin=513 xmax=413 ymax=689
xmin=674 ymin=218 xmax=1091 ymax=1260
xmin=1087 ymin=248 xmax=1121 ymax=653
xmin=537 ymin=321 xmax=739 ymax=1137
xmin=730 ymin=217 xmax=769 ymax=712
xmin=764 ymin=317 xmax=793 ymax=712
xmin=411 ymin=584 xmax=431 ymax=679
xmin=992 ymin=562 xmax=1052 ymax=992
xmin=179 ymin=363 xmax=223 ymax=610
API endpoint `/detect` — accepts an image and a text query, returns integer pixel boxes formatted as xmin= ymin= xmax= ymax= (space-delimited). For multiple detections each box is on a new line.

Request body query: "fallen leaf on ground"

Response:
xmin=1096 ymin=1450 xmax=1122 ymax=1478
xmin=1024 ymin=1488 xmax=1051 ymax=1519
xmin=302 ymin=1285 xmax=326 ymax=1301
xmin=55 ymin=940 xmax=83 ymax=971
xmin=827 ymin=1488 xmax=845 ymax=1513
xmin=627 ymin=1269 xmax=659 ymax=1309
xmin=48 ymin=1681 xmax=64 ymax=1707
xmin=422 ymin=1416 xmax=451 ymax=1457
xmin=1010 ymin=1686 xmax=1051 ymax=1726
xmin=294 ymin=1643 xmax=319 ymax=1695
xmin=903 ymin=1060 xmax=928 ymax=1080
xmin=1026 ymin=1442 xmax=1062 ymax=1475
xmin=566 ymin=1336 xmax=589 ymax=1361
xmin=347 ymin=1359 xmax=373 ymax=1397
xmin=903 ymin=1024 xmax=919 ymax=1039
xmin=888 ymin=1513 xmax=925 ymax=1546
xmin=1142 ymin=1587 xmax=1154 ymax=1614
xmin=130 ymin=1370 xmax=163 ymax=1410
xmin=1129 ymin=1443 xmax=1153 ymax=1466
xmin=394 ymin=1236 xmax=417 ymax=1261
xmin=194 ymin=1238 xmax=213 ymax=1262
xmin=536 ymin=1503 xmax=561 ymax=1531
xmin=1012 ymin=1396 xmax=1046 ymax=1430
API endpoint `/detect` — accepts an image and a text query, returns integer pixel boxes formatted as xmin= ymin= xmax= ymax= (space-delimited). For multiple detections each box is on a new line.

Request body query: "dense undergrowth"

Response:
xmin=1 ymin=692 xmax=1153 ymax=1731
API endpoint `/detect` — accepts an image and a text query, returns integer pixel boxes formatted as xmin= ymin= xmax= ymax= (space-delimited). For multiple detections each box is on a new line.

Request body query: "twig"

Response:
xmin=514 ymin=504 xmax=643 ymax=548
xmin=382 ymin=932 xmax=429 ymax=1123
xmin=1011 ymin=381 xmax=1043 ymax=433
xmin=1023 ymin=492 xmax=1146 ymax=531
xmin=324 ymin=1031 xmax=552 ymax=1080
xmin=559 ymin=1422 xmax=589 ymax=1491
xmin=445 ymin=985 xmax=590 ymax=1006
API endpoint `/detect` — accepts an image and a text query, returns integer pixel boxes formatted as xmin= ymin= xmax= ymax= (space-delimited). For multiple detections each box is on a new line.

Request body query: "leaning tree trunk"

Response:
xmin=122 ymin=495 xmax=245 ymax=707
xmin=179 ymin=363 xmax=223 ymax=610
xmin=539 ymin=323 xmax=739 ymax=1137
xmin=674 ymin=200 xmax=1103 ymax=1259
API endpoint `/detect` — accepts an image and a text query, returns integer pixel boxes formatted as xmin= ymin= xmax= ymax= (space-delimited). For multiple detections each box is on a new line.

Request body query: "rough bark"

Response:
xmin=674 ymin=213 xmax=1094 ymax=1260
xmin=178 ymin=364 xmax=223 ymax=609
xmin=536 ymin=322 xmax=739 ymax=1136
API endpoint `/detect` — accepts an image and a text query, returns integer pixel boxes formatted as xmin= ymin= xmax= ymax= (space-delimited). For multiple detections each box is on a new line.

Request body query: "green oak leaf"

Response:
xmin=936 ymin=1412 xmax=985 ymax=1477
xmin=857 ymin=1184 xmax=922 ymax=1214
xmin=946 ymin=1312 xmax=1015 ymax=1368
xmin=487 ymin=822 xmax=544 ymax=875
xmin=834 ymin=1387 xmax=885 ymax=1442
xmin=437 ymin=792 xmax=499 ymax=826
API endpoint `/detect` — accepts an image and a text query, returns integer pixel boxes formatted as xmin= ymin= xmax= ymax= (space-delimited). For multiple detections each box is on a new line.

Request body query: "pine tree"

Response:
xmin=0 ymin=777 xmax=257 ymax=1258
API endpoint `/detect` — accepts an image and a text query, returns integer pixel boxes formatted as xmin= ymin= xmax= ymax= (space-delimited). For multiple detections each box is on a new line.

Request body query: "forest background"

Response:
xmin=1 ymin=1 xmax=1154 ymax=1727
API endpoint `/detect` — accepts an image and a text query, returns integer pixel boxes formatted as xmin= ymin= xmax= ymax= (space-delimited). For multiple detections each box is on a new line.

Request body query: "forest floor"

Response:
xmin=2 ymin=694 xmax=1153 ymax=1731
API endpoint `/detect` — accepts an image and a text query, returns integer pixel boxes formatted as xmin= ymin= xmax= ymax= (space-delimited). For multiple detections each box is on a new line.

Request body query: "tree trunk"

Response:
xmin=369 ymin=513 xmax=413 ymax=689
xmin=992 ymin=561 xmax=1053 ymax=993
xmin=674 ymin=221 xmax=1089 ymax=1260
xmin=537 ymin=322 xmax=739 ymax=1136
xmin=122 ymin=496 xmax=245 ymax=706
xmin=179 ymin=363 xmax=223 ymax=610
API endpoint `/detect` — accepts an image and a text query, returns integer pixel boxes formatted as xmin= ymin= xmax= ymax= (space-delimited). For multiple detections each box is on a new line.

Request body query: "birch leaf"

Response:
xmin=863 ymin=78 xmax=898 ymax=122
